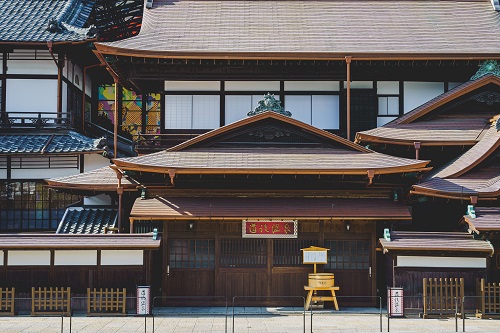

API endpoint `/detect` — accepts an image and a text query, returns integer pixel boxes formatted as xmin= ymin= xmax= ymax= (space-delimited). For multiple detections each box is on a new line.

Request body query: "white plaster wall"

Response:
xmin=73 ymin=64 xmax=83 ymax=91
xmin=284 ymin=81 xmax=340 ymax=91
xmin=225 ymin=81 xmax=280 ymax=91
xmin=377 ymin=82 xmax=399 ymax=94
xmin=397 ymin=256 xmax=486 ymax=268
xmin=165 ymin=80 xmax=220 ymax=91
xmin=0 ymin=251 xmax=3 ymax=265
xmin=85 ymin=72 xmax=92 ymax=98
xmin=83 ymin=194 xmax=112 ymax=206
xmin=8 ymin=251 xmax=51 ymax=266
xmin=84 ymin=154 xmax=110 ymax=173
xmin=101 ymin=250 xmax=143 ymax=266
xmin=403 ymin=82 xmax=444 ymax=113
xmin=65 ymin=60 xmax=73 ymax=81
xmin=12 ymin=167 xmax=80 ymax=180
xmin=7 ymin=60 xmax=57 ymax=75
xmin=377 ymin=116 xmax=397 ymax=127
xmin=6 ymin=79 xmax=57 ymax=113
xmin=344 ymin=81 xmax=373 ymax=89
xmin=54 ymin=250 xmax=97 ymax=265
xmin=62 ymin=81 xmax=68 ymax=114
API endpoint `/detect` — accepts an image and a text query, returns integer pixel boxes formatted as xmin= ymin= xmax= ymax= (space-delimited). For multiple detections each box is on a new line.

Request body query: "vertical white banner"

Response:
xmin=388 ymin=287 xmax=404 ymax=317
xmin=137 ymin=286 xmax=151 ymax=315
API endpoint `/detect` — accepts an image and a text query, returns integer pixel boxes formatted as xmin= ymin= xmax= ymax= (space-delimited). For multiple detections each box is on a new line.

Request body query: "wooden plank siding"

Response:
xmin=162 ymin=219 xmax=378 ymax=307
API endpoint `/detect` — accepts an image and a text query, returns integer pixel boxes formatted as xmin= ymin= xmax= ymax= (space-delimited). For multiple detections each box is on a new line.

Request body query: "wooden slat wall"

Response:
xmin=476 ymin=279 xmax=500 ymax=319
xmin=0 ymin=288 xmax=15 ymax=316
xmin=87 ymin=288 xmax=126 ymax=316
xmin=31 ymin=287 xmax=71 ymax=316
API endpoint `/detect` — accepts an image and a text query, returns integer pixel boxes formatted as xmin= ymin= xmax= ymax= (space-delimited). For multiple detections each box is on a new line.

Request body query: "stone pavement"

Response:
xmin=0 ymin=307 xmax=498 ymax=333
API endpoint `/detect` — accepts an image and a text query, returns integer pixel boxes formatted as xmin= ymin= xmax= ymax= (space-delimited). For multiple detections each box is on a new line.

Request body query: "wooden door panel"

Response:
xmin=169 ymin=270 xmax=215 ymax=297
xmin=271 ymin=267 xmax=309 ymax=305
xmin=216 ymin=269 xmax=268 ymax=304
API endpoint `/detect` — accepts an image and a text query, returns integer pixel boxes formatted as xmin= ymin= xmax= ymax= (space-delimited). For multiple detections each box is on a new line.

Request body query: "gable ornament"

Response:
xmin=470 ymin=60 xmax=500 ymax=80
xmin=248 ymin=93 xmax=292 ymax=117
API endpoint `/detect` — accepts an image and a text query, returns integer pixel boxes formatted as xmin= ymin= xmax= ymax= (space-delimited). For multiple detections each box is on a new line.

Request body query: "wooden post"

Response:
xmin=113 ymin=78 xmax=119 ymax=159
xmin=345 ymin=56 xmax=352 ymax=141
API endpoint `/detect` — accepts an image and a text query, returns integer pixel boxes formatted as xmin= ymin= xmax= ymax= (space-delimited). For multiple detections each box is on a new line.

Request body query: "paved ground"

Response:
xmin=0 ymin=307 xmax=498 ymax=333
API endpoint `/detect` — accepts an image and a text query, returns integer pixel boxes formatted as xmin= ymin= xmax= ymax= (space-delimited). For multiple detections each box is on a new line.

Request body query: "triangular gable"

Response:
xmin=168 ymin=111 xmax=371 ymax=153
xmin=396 ymin=74 xmax=500 ymax=125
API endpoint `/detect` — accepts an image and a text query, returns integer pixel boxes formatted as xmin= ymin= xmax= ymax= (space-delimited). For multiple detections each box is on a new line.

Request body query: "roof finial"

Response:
xmin=470 ymin=60 xmax=500 ymax=80
xmin=247 ymin=93 xmax=292 ymax=117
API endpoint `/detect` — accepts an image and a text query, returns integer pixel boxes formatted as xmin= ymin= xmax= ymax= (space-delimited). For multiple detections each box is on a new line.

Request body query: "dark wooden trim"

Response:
xmin=1 ymin=52 xmax=6 ymax=113
xmin=6 ymin=155 xmax=11 ymax=179
xmin=49 ymin=250 xmax=55 ymax=282
xmin=219 ymin=81 xmax=225 ymax=127
xmin=4 ymin=74 xmax=58 ymax=80
xmin=79 ymin=155 xmax=84 ymax=173
xmin=399 ymin=81 xmax=404 ymax=116
xmin=97 ymin=250 xmax=101 ymax=288
xmin=160 ymin=92 xmax=165 ymax=131
xmin=161 ymin=221 xmax=168 ymax=305
xmin=141 ymin=93 xmax=147 ymax=134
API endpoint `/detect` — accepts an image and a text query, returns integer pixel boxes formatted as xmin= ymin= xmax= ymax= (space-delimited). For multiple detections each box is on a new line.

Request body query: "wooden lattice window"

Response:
xmin=273 ymin=239 xmax=317 ymax=267
xmin=169 ymin=239 xmax=214 ymax=269
xmin=324 ymin=240 xmax=370 ymax=270
xmin=220 ymin=239 xmax=267 ymax=268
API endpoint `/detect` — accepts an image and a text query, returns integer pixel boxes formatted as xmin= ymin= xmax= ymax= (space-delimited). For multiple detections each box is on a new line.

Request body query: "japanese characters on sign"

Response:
xmin=242 ymin=220 xmax=298 ymax=238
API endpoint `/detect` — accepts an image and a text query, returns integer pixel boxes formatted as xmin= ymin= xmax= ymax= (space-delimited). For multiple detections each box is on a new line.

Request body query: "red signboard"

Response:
xmin=242 ymin=220 xmax=298 ymax=238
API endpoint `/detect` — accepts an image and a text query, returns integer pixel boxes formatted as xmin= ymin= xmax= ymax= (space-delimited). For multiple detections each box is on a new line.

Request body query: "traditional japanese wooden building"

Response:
xmin=1 ymin=0 xmax=500 ymax=309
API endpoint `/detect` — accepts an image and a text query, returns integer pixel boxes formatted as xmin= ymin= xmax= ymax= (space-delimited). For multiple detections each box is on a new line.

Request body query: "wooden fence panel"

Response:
xmin=87 ymin=288 xmax=126 ymax=316
xmin=31 ymin=287 xmax=71 ymax=316
xmin=0 ymin=288 xmax=15 ymax=316
xmin=476 ymin=278 xmax=500 ymax=319
xmin=423 ymin=278 xmax=464 ymax=318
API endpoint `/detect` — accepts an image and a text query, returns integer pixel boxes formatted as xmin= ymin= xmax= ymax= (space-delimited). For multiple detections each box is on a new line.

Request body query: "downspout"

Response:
xmin=345 ymin=56 xmax=352 ymax=141
xmin=113 ymin=77 xmax=119 ymax=159
xmin=82 ymin=64 xmax=106 ymax=132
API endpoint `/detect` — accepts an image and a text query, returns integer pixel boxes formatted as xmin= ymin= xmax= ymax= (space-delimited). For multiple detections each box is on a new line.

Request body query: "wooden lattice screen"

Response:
xmin=87 ymin=288 xmax=127 ymax=316
xmin=31 ymin=287 xmax=71 ymax=316
xmin=423 ymin=278 xmax=464 ymax=318
xmin=476 ymin=279 xmax=500 ymax=319
xmin=0 ymin=288 xmax=15 ymax=316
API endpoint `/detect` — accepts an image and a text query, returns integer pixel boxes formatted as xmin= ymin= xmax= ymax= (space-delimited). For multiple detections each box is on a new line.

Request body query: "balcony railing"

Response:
xmin=0 ymin=112 xmax=72 ymax=129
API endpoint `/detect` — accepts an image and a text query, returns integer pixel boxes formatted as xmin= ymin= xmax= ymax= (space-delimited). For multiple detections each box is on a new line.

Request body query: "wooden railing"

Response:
xmin=87 ymin=288 xmax=127 ymax=316
xmin=476 ymin=278 xmax=500 ymax=319
xmin=0 ymin=288 xmax=15 ymax=316
xmin=31 ymin=287 xmax=71 ymax=316
xmin=423 ymin=278 xmax=464 ymax=318
xmin=1 ymin=112 xmax=72 ymax=129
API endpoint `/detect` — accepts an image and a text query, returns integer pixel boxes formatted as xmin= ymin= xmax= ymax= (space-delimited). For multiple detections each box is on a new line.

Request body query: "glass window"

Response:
xmin=169 ymin=239 xmax=215 ymax=269
xmin=225 ymin=95 xmax=272 ymax=125
xmin=284 ymin=95 xmax=339 ymax=129
xmin=378 ymin=96 xmax=399 ymax=116
xmin=165 ymin=95 xmax=220 ymax=129
xmin=324 ymin=240 xmax=370 ymax=270
xmin=0 ymin=181 xmax=81 ymax=231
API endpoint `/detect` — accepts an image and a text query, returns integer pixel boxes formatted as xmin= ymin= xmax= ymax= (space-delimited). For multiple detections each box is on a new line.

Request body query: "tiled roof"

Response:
xmin=96 ymin=0 xmax=500 ymax=58
xmin=56 ymin=207 xmax=118 ymax=234
xmin=379 ymin=231 xmax=494 ymax=255
xmin=432 ymin=124 xmax=500 ymax=178
xmin=410 ymin=121 xmax=499 ymax=199
xmin=0 ymin=0 xmax=95 ymax=43
xmin=130 ymin=197 xmax=412 ymax=220
xmin=356 ymin=75 xmax=500 ymax=146
xmin=0 ymin=131 xmax=104 ymax=154
xmin=0 ymin=233 xmax=160 ymax=250
xmin=46 ymin=166 xmax=138 ymax=191
xmin=114 ymin=147 xmax=429 ymax=175
xmin=463 ymin=207 xmax=500 ymax=233
xmin=113 ymin=112 xmax=429 ymax=175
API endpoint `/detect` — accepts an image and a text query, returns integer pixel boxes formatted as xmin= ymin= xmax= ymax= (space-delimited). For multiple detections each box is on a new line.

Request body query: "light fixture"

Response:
xmin=188 ymin=222 xmax=194 ymax=230
xmin=345 ymin=221 xmax=350 ymax=231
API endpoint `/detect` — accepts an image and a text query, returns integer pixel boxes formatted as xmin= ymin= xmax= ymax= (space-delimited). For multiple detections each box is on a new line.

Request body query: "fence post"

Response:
xmin=462 ymin=296 xmax=466 ymax=332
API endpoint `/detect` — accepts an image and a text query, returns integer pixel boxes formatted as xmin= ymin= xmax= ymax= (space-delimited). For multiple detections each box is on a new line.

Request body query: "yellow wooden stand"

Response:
xmin=304 ymin=286 xmax=340 ymax=310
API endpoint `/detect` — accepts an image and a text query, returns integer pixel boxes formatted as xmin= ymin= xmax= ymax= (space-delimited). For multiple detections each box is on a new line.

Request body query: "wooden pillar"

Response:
xmin=345 ymin=56 xmax=352 ymax=141
xmin=113 ymin=78 xmax=120 ymax=159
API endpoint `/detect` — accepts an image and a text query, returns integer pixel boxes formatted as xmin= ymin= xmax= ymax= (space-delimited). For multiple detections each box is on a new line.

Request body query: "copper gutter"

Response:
xmin=345 ymin=56 xmax=352 ymax=141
